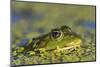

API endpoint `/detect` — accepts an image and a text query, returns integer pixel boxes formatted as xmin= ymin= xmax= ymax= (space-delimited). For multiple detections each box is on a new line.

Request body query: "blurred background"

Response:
xmin=11 ymin=1 xmax=96 ymax=50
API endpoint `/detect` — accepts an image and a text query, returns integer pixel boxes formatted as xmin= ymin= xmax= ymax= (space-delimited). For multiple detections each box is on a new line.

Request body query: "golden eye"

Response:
xmin=52 ymin=31 xmax=61 ymax=38
xmin=51 ymin=29 xmax=63 ymax=41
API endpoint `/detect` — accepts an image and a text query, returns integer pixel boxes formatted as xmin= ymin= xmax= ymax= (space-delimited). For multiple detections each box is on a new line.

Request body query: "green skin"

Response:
xmin=24 ymin=25 xmax=82 ymax=53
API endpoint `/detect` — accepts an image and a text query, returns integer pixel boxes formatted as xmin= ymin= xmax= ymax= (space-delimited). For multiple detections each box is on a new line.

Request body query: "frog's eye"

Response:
xmin=51 ymin=29 xmax=63 ymax=41
xmin=52 ymin=31 xmax=61 ymax=38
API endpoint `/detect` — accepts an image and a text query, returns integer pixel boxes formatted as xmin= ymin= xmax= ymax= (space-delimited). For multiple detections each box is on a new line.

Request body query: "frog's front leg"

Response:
xmin=23 ymin=38 xmax=36 ymax=55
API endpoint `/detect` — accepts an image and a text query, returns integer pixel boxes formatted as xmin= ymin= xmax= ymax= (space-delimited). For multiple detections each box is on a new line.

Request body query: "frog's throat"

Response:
xmin=47 ymin=38 xmax=82 ymax=51
xmin=55 ymin=44 xmax=80 ymax=52
xmin=56 ymin=38 xmax=82 ymax=51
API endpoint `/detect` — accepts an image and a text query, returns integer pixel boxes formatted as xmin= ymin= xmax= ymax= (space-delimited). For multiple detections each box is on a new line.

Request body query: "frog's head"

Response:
xmin=50 ymin=25 xmax=80 ymax=41
xmin=50 ymin=25 xmax=73 ymax=41
xmin=44 ymin=25 xmax=82 ymax=51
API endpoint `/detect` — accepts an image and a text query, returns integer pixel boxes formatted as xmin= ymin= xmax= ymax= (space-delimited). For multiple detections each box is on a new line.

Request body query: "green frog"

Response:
xmin=22 ymin=25 xmax=82 ymax=54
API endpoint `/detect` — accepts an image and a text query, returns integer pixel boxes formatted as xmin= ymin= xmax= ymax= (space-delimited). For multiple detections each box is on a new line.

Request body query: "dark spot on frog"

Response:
xmin=60 ymin=25 xmax=72 ymax=34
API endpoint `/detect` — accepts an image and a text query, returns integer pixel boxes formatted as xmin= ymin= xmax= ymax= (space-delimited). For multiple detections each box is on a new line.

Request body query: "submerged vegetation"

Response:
xmin=11 ymin=1 xmax=96 ymax=66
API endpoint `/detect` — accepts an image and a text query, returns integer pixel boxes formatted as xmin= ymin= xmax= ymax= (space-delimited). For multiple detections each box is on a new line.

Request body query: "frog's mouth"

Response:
xmin=58 ymin=38 xmax=82 ymax=51
xmin=55 ymin=44 xmax=80 ymax=52
xmin=47 ymin=38 xmax=82 ymax=52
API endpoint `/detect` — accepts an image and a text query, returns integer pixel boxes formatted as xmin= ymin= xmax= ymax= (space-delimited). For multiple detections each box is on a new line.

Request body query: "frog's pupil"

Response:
xmin=52 ymin=31 xmax=61 ymax=38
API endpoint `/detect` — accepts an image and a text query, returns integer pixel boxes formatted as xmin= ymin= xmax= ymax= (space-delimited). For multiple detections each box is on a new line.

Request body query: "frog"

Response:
xmin=22 ymin=25 xmax=82 ymax=54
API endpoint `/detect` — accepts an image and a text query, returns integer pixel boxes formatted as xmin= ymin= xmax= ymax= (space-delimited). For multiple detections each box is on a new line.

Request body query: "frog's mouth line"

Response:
xmin=60 ymin=38 xmax=81 ymax=50
xmin=46 ymin=39 xmax=81 ymax=52
xmin=56 ymin=45 xmax=80 ymax=52
xmin=46 ymin=45 xmax=80 ymax=52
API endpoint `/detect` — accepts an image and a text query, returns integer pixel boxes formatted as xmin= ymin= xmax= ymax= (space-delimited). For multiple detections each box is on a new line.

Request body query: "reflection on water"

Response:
xmin=11 ymin=9 xmax=45 ymax=23
xmin=76 ymin=20 xmax=95 ymax=29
